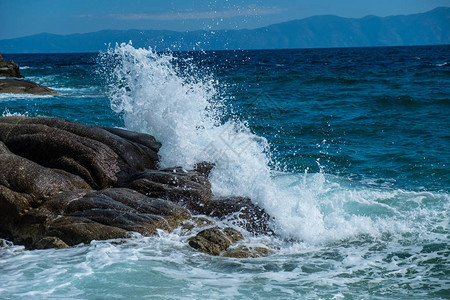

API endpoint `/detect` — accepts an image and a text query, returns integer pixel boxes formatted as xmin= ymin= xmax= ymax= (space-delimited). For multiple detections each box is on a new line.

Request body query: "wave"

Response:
xmin=435 ymin=62 xmax=449 ymax=67
xmin=1 ymin=109 xmax=30 ymax=117
xmin=0 ymin=93 xmax=54 ymax=100
xmin=100 ymin=43 xmax=448 ymax=245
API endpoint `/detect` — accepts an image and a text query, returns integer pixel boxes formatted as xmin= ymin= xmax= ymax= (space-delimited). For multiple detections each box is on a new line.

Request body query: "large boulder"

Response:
xmin=0 ymin=117 xmax=160 ymax=189
xmin=15 ymin=188 xmax=191 ymax=249
xmin=0 ymin=116 xmax=164 ymax=248
xmin=0 ymin=148 xmax=91 ymax=245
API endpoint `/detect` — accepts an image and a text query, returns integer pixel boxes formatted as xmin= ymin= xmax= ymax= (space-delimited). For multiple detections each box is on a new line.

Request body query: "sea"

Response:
xmin=0 ymin=44 xmax=449 ymax=299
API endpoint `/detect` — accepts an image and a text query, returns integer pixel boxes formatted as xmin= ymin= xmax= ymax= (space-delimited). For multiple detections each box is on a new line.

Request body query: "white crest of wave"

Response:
xmin=102 ymin=43 xmax=272 ymax=194
xmin=101 ymin=43 xmax=413 ymax=244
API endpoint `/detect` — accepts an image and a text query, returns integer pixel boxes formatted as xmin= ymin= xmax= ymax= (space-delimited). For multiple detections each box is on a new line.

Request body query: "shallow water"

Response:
xmin=0 ymin=45 xmax=449 ymax=299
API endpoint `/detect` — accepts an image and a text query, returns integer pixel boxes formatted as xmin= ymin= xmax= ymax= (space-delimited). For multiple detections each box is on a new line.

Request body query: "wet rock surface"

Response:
xmin=0 ymin=116 xmax=273 ymax=255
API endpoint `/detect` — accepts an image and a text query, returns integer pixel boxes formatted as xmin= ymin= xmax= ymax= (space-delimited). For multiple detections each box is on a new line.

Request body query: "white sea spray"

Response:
xmin=97 ymin=43 xmax=440 ymax=244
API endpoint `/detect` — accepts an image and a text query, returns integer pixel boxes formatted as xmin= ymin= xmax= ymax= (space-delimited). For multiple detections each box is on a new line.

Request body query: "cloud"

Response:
xmin=108 ymin=6 xmax=283 ymax=21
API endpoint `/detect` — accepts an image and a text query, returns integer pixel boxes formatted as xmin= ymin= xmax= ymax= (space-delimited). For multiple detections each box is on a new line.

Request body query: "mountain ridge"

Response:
xmin=1 ymin=7 xmax=448 ymax=53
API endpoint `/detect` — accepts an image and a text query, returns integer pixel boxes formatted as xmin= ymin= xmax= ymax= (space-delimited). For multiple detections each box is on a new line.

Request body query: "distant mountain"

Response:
xmin=1 ymin=7 xmax=449 ymax=53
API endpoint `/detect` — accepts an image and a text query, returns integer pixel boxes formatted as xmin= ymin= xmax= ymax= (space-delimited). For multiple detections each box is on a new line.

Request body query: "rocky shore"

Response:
xmin=0 ymin=53 xmax=58 ymax=95
xmin=0 ymin=116 xmax=272 ymax=257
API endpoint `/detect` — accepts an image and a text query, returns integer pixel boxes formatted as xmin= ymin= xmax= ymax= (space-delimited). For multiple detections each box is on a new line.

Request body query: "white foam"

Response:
xmin=2 ymin=109 xmax=29 ymax=117
xmin=0 ymin=93 xmax=53 ymax=101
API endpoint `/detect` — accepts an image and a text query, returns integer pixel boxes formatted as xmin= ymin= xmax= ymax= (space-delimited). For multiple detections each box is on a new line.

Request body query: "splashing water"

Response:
xmin=100 ymin=43 xmax=445 ymax=245
xmin=1 ymin=47 xmax=449 ymax=299
xmin=101 ymin=44 xmax=273 ymax=203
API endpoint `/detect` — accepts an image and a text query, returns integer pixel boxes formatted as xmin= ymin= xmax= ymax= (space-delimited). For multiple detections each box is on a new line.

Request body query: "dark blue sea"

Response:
xmin=1 ymin=44 xmax=449 ymax=299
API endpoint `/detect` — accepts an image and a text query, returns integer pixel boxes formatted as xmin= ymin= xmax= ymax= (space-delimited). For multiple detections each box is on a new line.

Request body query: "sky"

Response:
xmin=0 ymin=0 xmax=449 ymax=40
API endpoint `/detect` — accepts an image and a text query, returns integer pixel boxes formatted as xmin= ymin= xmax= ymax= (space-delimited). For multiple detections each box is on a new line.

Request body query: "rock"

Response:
xmin=13 ymin=188 xmax=191 ymax=248
xmin=0 ymin=153 xmax=90 ymax=199
xmin=125 ymin=167 xmax=212 ymax=212
xmin=0 ymin=141 xmax=10 ymax=154
xmin=181 ymin=217 xmax=215 ymax=232
xmin=0 ymin=116 xmax=168 ymax=248
xmin=201 ymin=196 xmax=273 ymax=234
xmin=34 ymin=236 xmax=69 ymax=249
xmin=0 ymin=152 xmax=91 ymax=243
xmin=46 ymin=216 xmax=128 ymax=247
xmin=221 ymin=246 xmax=271 ymax=258
xmin=0 ymin=239 xmax=14 ymax=248
xmin=0 ymin=53 xmax=23 ymax=78
xmin=193 ymin=161 xmax=215 ymax=177
xmin=188 ymin=227 xmax=244 ymax=255
xmin=101 ymin=126 xmax=161 ymax=155
xmin=0 ymin=117 xmax=160 ymax=189
xmin=0 ymin=78 xmax=58 ymax=95
xmin=223 ymin=227 xmax=244 ymax=242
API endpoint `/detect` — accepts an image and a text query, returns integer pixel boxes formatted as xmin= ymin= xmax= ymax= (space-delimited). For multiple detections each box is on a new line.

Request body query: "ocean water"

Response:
xmin=0 ymin=44 xmax=449 ymax=299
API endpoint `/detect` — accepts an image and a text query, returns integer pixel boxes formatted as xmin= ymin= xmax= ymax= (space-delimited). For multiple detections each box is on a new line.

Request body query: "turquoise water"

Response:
xmin=0 ymin=45 xmax=449 ymax=299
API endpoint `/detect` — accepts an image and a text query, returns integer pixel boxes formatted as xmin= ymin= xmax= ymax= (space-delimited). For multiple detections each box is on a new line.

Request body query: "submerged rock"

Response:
xmin=0 ymin=116 xmax=273 ymax=254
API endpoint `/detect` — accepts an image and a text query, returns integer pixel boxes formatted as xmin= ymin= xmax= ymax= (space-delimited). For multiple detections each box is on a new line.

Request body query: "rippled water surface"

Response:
xmin=1 ymin=45 xmax=449 ymax=299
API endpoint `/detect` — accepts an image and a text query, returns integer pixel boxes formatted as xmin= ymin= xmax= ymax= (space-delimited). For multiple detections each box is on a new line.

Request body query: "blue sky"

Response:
xmin=0 ymin=0 xmax=448 ymax=39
